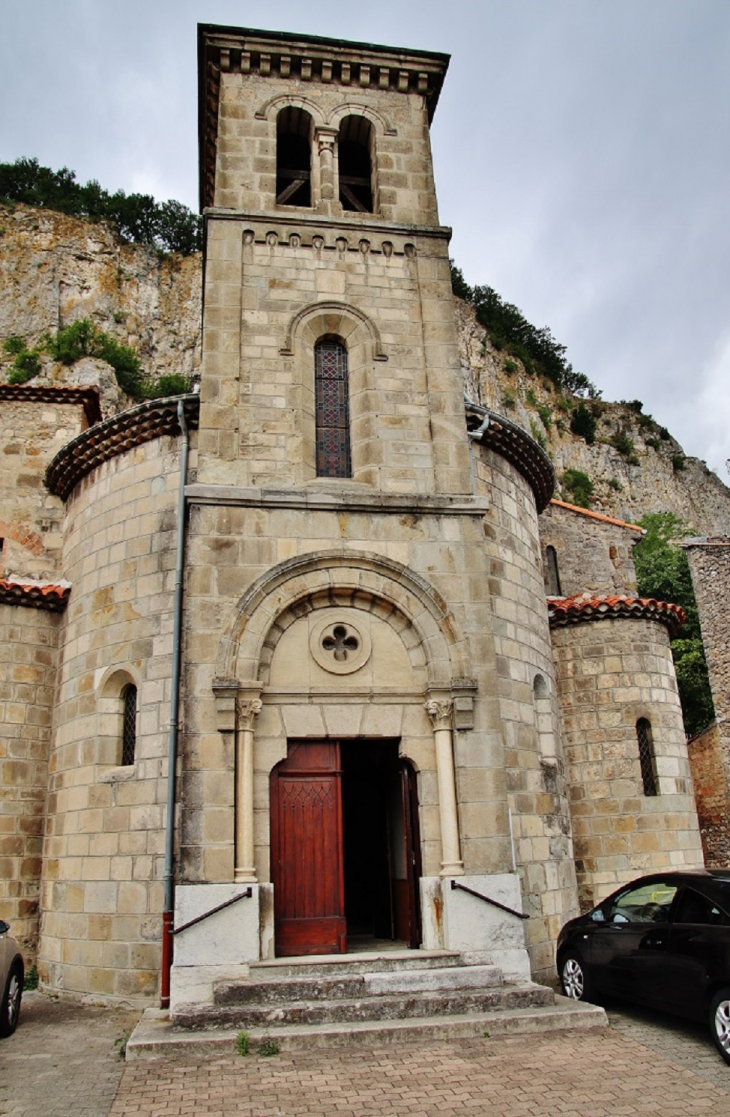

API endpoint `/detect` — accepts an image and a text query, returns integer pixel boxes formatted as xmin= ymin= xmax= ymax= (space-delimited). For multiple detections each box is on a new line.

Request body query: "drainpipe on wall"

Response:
xmin=160 ymin=400 xmax=190 ymax=1009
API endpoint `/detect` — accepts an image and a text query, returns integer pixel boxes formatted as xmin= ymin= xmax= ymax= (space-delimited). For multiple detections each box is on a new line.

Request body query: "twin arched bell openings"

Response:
xmin=276 ymin=107 xmax=375 ymax=213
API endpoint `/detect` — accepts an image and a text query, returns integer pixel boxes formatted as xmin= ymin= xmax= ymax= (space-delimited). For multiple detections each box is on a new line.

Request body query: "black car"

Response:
xmin=557 ymin=870 xmax=730 ymax=1064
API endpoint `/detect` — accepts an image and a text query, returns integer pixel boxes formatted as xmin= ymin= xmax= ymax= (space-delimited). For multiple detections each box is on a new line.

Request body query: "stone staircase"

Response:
xmin=127 ymin=949 xmax=607 ymax=1060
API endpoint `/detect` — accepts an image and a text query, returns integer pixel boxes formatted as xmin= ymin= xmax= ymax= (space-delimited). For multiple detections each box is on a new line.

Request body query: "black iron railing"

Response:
xmin=172 ymin=887 xmax=253 ymax=936
xmin=450 ymin=879 xmax=529 ymax=920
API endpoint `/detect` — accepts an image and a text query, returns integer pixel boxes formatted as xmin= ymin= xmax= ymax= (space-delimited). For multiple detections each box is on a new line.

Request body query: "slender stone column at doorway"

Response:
xmin=235 ymin=695 xmax=262 ymax=883
xmin=424 ymin=697 xmax=464 ymax=876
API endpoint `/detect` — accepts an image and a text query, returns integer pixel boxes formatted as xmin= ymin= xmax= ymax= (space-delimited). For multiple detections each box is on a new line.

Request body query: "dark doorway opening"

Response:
xmin=270 ymin=739 xmax=422 ymax=957
xmin=342 ymin=740 xmax=420 ymax=946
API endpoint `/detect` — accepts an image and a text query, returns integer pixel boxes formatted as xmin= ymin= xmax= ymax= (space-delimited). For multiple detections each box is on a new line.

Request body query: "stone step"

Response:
xmin=248 ymin=948 xmax=462 ymax=979
xmin=214 ymin=964 xmax=503 ymax=1006
xmin=174 ymin=982 xmax=555 ymax=1030
xmin=128 ymin=997 xmax=608 ymax=1061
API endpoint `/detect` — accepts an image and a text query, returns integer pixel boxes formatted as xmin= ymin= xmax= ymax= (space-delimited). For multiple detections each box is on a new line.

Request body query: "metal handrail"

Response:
xmin=450 ymin=879 xmax=529 ymax=920
xmin=172 ymin=887 xmax=253 ymax=936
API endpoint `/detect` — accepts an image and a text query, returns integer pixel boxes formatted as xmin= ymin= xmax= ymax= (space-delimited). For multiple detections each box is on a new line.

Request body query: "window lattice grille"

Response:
xmin=636 ymin=717 xmax=657 ymax=796
xmin=315 ymin=340 xmax=351 ymax=478
xmin=122 ymin=685 xmax=137 ymax=767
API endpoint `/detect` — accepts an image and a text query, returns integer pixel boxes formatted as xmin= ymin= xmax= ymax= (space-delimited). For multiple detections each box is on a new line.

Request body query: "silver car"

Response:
xmin=0 ymin=921 xmax=24 ymax=1037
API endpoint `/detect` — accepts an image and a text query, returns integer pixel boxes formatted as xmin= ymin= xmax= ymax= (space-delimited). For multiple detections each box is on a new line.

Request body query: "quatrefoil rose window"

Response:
xmin=309 ymin=615 xmax=372 ymax=675
xmin=322 ymin=624 xmax=359 ymax=662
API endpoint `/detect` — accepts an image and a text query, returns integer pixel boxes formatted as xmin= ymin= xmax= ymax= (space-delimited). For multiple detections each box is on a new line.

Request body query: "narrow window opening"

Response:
xmin=315 ymin=337 xmax=351 ymax=478
xmin=338 ymin=116 xmax=373 ymax=212
xmin=121 ymin=684 xmax=137 ymax=766
xmin=276 ymin=107 xmax=312 ymax=207
xmin=546 ymin=546 xmax=562 ymax=596
xmin=636 ymin=717 xmax=657 ymax=796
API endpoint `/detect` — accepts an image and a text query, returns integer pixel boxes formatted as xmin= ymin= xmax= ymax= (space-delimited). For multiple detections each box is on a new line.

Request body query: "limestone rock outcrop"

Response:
xmin=2 ymin=200 xmax=728 ymax=534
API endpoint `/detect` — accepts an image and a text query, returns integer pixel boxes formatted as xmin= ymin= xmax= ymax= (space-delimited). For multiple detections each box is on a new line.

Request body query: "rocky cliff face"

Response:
xmin=456 ymin=299 xmax=730 ymax=536
xmin=2 ymin=201 xmax=729 ymax=535
xmin=0 ymin=201 xmax=201 ymax=411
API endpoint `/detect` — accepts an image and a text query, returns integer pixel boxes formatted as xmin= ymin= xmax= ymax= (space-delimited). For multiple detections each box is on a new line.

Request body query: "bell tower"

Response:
xmin=196 ymin=25 xmax=472 ymax=494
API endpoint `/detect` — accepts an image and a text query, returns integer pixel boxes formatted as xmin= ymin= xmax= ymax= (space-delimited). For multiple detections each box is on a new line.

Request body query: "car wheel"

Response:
xmin=559 ymin=950 xmax=594 ymax=1002
xmin=709 ymin=987 xmax=730 ymax=1065
xmin=0 ymin=960 xmax=23 ymax=1037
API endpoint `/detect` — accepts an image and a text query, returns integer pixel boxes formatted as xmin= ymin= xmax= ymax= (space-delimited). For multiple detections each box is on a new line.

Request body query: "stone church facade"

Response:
xmin=0 ymin=25 xmax=705 ymax=1008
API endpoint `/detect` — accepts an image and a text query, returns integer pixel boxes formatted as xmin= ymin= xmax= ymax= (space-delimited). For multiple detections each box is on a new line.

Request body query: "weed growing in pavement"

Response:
xmin=235 ymin=1030 xmax=250 ymax=1056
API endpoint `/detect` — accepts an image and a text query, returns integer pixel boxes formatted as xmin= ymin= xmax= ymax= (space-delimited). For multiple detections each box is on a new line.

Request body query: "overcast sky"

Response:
xmin=2 ymin=0 xmax=729 ymax=476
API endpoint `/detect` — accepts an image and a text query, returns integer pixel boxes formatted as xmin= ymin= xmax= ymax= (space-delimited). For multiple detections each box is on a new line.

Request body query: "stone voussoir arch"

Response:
xmin=326 ymin=102 xmax=396 ymax=136
xmin=216 ymin=549 xmax=469 ymax=687
xmin=255 ymin=93 xmax=327 ymax=126
xmin=0 ymin=521 xmax=45 ymax=557
xmin=282 ymin=300 xmax=387 ymax=361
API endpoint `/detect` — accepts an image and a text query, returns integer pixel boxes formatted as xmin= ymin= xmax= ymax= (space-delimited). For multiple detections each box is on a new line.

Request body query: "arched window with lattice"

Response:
xmin=121 ymin=684 xmax=137 ymax=766
xmin=636 ymin=717 xmax=658 ymax=796
xmin=315 ymin=338 xmax=351 ymax=478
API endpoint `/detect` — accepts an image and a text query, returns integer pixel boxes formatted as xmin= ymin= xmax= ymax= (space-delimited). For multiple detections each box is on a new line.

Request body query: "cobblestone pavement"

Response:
xmin=2 ymin=993 xmax=729 ymax=1117
xmin=0 ymin=992 xmax=139 ymax=1117
xmin=108 ymin=1024 xmax=730 ymax=1117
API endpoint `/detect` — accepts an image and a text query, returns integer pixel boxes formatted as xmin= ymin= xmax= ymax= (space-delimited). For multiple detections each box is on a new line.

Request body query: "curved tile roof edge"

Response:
xmin=466 ymin=405 xmax=555 ymax=512
xmin=0 ymin=384 xmax=102 ymax=426
xmin=45 ymin=394 xmax=201 ymax=500
xmin=43 ymin=393 xmax=553 ymax=510
xmin=548 ymin=593 xmax=685 ymax=635
xmin=0 ymin=580 xmax=71 ymax=613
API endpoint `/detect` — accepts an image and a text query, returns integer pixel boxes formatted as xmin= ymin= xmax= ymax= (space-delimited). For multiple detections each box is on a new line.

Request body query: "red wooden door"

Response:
xmin=270 ymin=741 xmax=346 ymax=956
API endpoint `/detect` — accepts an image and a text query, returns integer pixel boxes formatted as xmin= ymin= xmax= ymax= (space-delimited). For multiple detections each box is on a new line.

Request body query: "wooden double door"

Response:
xmin=270 ymin=739 xmax=422 ymax=957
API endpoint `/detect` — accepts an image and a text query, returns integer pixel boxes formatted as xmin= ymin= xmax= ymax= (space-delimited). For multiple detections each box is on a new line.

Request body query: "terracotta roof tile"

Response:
xmin=548 ymin=592 xmax=685 ymax=634
xmin=0 ymin=384 xmax=102 ymax=427
xmin=548 ymin=499 xmax=644 ymax=533
xmin=0 ymin=579 xmax=71 ymax=613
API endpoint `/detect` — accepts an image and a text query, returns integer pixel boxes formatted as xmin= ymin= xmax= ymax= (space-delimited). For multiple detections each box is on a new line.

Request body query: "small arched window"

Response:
xmin=315 ymin=338 xmax=351 ymax=478
xmin=276 ymin=107 xmax=312 ymax=207
xmin=545 ymin=546 xmax=562 ymax=596
xmin=338 ymin=116 xmax=373 ymax=212
xmin=636 ymin=717 xmax=657 ymax=796
xmin=121 ymin=684 xmax=137 ymax=766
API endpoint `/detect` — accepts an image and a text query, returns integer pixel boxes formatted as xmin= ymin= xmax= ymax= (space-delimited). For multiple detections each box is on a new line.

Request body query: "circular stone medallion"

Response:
xmin=309 ymin=614 xmax=372 ymax=676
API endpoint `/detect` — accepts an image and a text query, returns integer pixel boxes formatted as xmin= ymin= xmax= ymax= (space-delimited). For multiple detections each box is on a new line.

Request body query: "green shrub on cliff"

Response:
xmin=0 ymin=157 xmax=201 ymax=255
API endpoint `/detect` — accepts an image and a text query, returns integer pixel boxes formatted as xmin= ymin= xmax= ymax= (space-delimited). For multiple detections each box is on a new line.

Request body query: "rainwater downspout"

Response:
xmin=160 ymin=400 xmax=189 ymax=1009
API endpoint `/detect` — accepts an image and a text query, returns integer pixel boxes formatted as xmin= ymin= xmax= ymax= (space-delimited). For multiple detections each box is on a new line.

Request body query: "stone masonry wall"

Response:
xmin=200 ymin=65 xmax=471 ymax=497
xmin=684 ymin=540 xmax=730 ymax=866
xmin=474 ymin=446 xmax=578 ymax=981
xmin=0 ymin=397 xmax=87 ymax=580
xmin=538 ymin=501 xmax=641 ymax=598
xmin=687 ymin=724 xmax=730 ymax=867
xmin=0 ymin=604 xmax=62 ymax=959
xmin=38 ymin=433 xmax=196 ymax=1003
xmin=180 ymin=489 xmax=513 ymax=886
xmin=551 ymin=616 xmax=704 ymax=910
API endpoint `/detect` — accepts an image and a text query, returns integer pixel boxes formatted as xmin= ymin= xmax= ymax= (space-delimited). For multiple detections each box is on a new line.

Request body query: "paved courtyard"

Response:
xmin=1 ymin=993 xmax=729 ymax=1117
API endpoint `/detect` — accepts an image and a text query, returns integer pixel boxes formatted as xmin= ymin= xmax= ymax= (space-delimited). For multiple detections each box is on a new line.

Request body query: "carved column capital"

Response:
xmin=315 ymin=127 xmax=338 ymax=152
xmin=236 ymin=697 xmax=262 ymax=733
xmin=424 ymin=698 xmax=453 ymax=732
